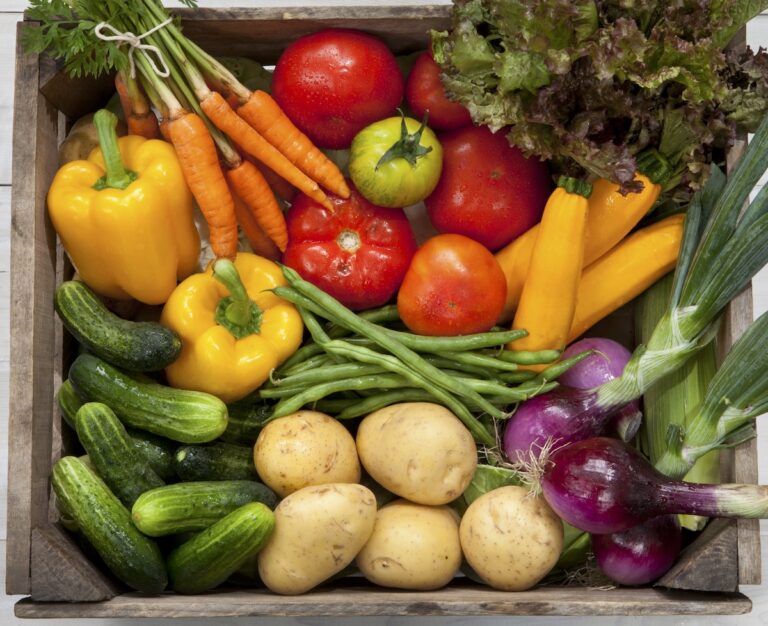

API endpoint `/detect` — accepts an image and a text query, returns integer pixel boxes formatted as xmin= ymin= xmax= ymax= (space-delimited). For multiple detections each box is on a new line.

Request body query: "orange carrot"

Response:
xmin=168 ymin=112 xmax=238 ymax=259
xmin=200 ymin=91 xmax=332 ymax=210
xmin=159 ymin=119 xmax=172 ymax=142
xmin=115 ymin=72 xmax=160 ymax=140
xmin=250 ymin=156 xmax=297 ymax=203
xmin=237 ymin=90 xmax=350 ymax=199
xmin=227 ymin=159 xmax=289 ymax=252
xmin=231 ymin=189 xmax=282 ymax=261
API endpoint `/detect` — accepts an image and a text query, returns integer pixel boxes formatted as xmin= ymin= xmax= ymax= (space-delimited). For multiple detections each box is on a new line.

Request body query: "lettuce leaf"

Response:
xmin=435 ymin=0 xmax=768 ymax=198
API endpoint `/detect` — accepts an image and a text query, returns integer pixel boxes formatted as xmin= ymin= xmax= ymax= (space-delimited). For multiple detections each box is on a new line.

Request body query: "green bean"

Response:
xmin=336 ymin=389 xmax=437 ymax=419
xmin=270 ymin=374 xmax=407 ymax=419
xmin=279 ymin=353 xmax=336 ymax=378
xmin=275 ymin=363 xmax=387 ymax=388
xmin=498 ymin=371 xmax=538 ymax=384
xmin=496 ymin=348 xmax=562 ymax=365
xmin=321 ymin=340 xmax=495 ymax=444
xmin=531 ymin=350 xmax=594 ymax=384
xmin=312 ymin=398 xmax=362 ymax=413
xmin=434 ymin=351 xmax=519 ymax=372
xmin=276 ymin=342 xmax=326 ymax=373
xmin=275 ymin=280 xmax=503 ymax=420
xmin=327 ymin=304 xmax=401 ymax=338
xmin=422 ymin=356 xmax=494 ymax=378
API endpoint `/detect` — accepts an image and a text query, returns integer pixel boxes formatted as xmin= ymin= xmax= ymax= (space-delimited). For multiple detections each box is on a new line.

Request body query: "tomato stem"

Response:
xmin=376 ymin=110 xmax=433 ymax=170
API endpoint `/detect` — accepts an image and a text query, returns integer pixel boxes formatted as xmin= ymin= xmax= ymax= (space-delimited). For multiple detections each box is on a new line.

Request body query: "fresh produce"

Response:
xmin=541 ymin=437 xmax=768 ymax=535
xmin=637 ymin=275 xmax=719 ymax=531
xmin=174 ymin=442 xmax=259 ymax=482
xmin=592 ymin=515 xmax=682 ymax=586
xmin=257 ymin=483 xmax=378 ymax=595
xmin=432 ymin=0 xmax=768 ymax=201
xmin=51 ymin=456 xmax=167 ymax=593
xmin=348 ymin=113 xmax=443 ymax=208
xmin=459 ymin=486 xmax=563 ymax=591
xmin=425 ymin=125 xmax=551 ymax=251
xmin=57 ymin=379 xmax=82 ymax=429
xmin=356 ymin=402 xmax=477 ymax=506
xmin=115 ymin=69 xmax=160 ymax=139
xmin=405 ymin=51 xmax=472 ymax=131
xmin=272 ymin=28 xmax=404 ymax=149
xmin=356 ymin=500 xmax=462 ymax=590
xmin=27 ymin=0 xmax=349 ymax=257
xmin=68 ymin=354 xmax=228 ymax=444
xmin=509 ymin=178 xmax=591 ymax=360
xmin=273 ymin=265 xmax=581 ymax=445
xmin=58 ymin=111 xmax=126 ymax=165
xmin=131 ymin=480 xmax=278 ymax=537
xmin=47 ymin=110 xmax=200 ymax=304
xmin=232 ymin=191 xmax=282 ymax=261
xmin=397 ymin=234 xmax=507 ymax=336
xmin=503 ymin=113 xmax=768 ymax=459
xmin=558 ymin=338 xmax=641 ymax=442
xmin=496 ymin=164 xmax=667 ymax=320
xmin=220 ymin=400 xmax=272 ymax=445
xmin=283 ymin=186 xmax=418 ymax=311
xmin=167 ymin=502 xmax=275 ymax=594
xmin=254 ymin=411 xmax=361 ymax=497
xmin=74 ymin=402 xmax=165 ymax=508
xmin=54 ymin=280 xmax=181 ymax=372
xmin=161 ymin=254 xmax=303 ymax=403
xmin=568 ymin=214 xmax=684 ymax=342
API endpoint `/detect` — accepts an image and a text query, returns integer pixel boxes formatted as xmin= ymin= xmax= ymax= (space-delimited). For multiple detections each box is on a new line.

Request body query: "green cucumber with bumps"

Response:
xmin=131 ymin=480 xmax=278 ymax=537
xmin=174 ymin=442 xmax=258 ymax=481
xmin=57 ymin=379 xmax=81 ymax=429
xmin=220 ymin=400 xmax=271 ymax=444
xmin=167 ymin=502 xmax=275 ymax=594
xmin=55 ymin=280 xmax=181 ymax=371
xmin=75 ymin=402 xmax=165 ymax=507
xmin=51 ymin=456 xmax=167 ymax=593
xmin=69 ymin=354 xmax=228 ymax=443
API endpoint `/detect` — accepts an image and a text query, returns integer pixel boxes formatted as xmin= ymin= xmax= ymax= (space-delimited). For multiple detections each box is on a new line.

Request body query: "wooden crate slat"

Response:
xmin=14 ymin=584 xmax=752 ymax=618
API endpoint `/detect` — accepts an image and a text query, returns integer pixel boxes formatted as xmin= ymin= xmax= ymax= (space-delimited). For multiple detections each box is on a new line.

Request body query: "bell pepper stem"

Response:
xmin=213 ymin=259 xmax=264 ymax=338
xmin=92 ymin=109 xmax=137 ymax=190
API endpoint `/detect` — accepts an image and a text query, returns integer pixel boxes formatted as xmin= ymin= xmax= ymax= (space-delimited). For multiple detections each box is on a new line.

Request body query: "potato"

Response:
xmin=257 ymin=483 xmax=377 ymax=595
xmin=254 ymin=411 xmax=360 ymax=497
xmin=460 ymin=485 xmax=563 ymax=591
xmin=356 ymin=499 xmax=461 ymax=590
xmin=356 ymin=402 xmax=477 ymax=505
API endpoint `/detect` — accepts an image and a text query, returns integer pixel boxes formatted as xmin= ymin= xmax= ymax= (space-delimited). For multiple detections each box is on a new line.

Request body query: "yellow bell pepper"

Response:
xmin=161 ymin=253 xmax=304 ymax=403
xmin=47 ymin=109 xmax=200 ymax=305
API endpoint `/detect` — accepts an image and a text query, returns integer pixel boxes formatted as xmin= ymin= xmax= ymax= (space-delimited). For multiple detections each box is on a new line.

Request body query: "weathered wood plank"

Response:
xmin=29 ymin=525 xmax=121 ymax=602
xmin=13 ymin=584 xmax=752 ymax=618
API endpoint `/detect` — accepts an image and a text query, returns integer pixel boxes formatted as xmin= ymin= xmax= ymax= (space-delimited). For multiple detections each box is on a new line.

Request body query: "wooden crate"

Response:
xmin=6 ymin=5 xmax=761 ymax=618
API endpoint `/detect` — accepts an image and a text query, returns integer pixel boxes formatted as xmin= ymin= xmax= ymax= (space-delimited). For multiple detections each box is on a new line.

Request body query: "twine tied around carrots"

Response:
xmin=94 ymin=18 xmax=173 ymax=79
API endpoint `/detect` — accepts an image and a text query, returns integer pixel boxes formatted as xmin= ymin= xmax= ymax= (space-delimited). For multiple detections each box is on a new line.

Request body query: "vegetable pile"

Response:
xmin=24 ymin=0 xmax=768 ymax=599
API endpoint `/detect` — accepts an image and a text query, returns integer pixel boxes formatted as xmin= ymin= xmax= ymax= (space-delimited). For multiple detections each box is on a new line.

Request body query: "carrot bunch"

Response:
xmin=114 ymin=0 xmax=349 ymax=259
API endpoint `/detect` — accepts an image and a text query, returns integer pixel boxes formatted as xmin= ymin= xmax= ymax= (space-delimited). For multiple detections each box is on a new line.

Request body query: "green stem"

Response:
xmin=92 ymin=110 xmax=137 ymax=190
xmin=212 ymin=260 xmax=263 ymax=339
xmin=376 ymin=110 xmax=433 ymax=170
xmin=557 ymin=175 xmax=593 ymax=198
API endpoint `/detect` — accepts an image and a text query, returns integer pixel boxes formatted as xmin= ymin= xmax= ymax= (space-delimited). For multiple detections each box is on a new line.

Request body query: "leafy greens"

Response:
xmin=433 ymin=0 xmax=768 ymax=199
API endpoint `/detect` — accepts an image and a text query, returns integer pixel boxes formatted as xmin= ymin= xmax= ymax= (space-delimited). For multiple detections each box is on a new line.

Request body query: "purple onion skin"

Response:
xmin=559 ymin=338 xmax=641 ymax=443
xmin=592 ymin=515 xmax=682 ymax=586
xmin=502 ymin=386 xmax=609 ymax=460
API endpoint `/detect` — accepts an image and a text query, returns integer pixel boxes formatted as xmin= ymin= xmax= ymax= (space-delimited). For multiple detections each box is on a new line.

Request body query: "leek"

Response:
xmin=637 ymin=274 xmax=719 ymax=531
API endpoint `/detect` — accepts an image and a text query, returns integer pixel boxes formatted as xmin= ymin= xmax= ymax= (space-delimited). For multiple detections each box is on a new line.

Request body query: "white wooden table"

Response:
xmin=2 ymin=1 xmax=768 ymax=623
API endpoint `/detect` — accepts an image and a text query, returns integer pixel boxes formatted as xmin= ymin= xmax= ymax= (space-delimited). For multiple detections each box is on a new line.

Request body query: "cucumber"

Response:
xmin=69 ymin=353 xmax=228 ymax=443
xmin=75 ymin=403 xmax=165 ymax=507
xmin=54 ymin=280 xmax=181 ymax=371
xmin=221 ymin=400 xmax=271 ymax=444
xmin=131 ymin=480 xmax=278 ymax=537
xmin=127 ymin=429 xmax=177 ymax=482
xmin=57 ymin=379 xmax=82 ymax=429
xmin=51 ymin=456 xmax=167 ymax=593
xmin=167 ymin=502 xmax=275 ymax=594
xmin=174 ymin=442 xmax=258 ymax=482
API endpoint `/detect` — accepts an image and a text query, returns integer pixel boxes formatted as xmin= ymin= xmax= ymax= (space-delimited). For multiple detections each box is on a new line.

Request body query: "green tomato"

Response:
xmin=349 ymin=114 xmax=443 ymax=208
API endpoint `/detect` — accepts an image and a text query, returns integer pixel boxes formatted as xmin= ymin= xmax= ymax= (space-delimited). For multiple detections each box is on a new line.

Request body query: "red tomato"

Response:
xmin=272 ymin=29 xmax=404 ymax=150
xmin=425 ymin=126 xmax=552 ymax=251
xmin=397 ymin=234 xmax=507 ymax=336
xmin=405 ymin=51 xmax=472 ymax=131
xmin=284 ymin=184 xmax=418 ymax=311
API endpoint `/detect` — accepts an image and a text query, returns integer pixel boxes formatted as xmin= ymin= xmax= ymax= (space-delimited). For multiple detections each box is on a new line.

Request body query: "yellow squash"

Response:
xmin=161 ymin=253 xmax=304 ymax=403
xmin=509 ymin=177 xmax=591 ymax=358
xmin=496 ymin=168 xmax=664 ymax=321
xmin=568 ymin=214 xmax=685 ymax=343
xmin=47 ymin=109 xmax=200 ymax=305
